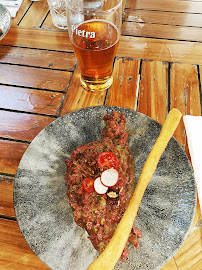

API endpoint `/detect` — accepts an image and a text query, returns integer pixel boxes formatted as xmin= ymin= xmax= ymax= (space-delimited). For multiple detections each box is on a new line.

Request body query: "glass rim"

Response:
xmin=66 ymin=0 xmax=122 ymax=16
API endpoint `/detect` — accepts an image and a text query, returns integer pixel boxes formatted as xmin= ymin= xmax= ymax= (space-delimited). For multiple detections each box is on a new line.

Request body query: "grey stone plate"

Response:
xmin=14 ymin=106 xmax=196 ymax=270
xmin=0 ymin=4 xmax=11 ymax=41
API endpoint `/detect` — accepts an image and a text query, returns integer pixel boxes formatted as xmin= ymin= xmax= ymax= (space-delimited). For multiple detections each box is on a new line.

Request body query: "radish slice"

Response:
xmin=94 ymin=177 xmax=108 ymax=194
xmin=101 ymin=168 xmax=119 ymax=187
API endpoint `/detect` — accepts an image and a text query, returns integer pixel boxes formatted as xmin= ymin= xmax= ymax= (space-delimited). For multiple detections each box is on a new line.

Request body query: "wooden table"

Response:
xmin=0 ymin=0 xmax=201 ymax=269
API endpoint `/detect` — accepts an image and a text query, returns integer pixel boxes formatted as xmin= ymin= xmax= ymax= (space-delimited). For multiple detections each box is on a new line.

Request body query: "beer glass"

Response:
xmin=66 ymin=0 xmax=122 ymax=91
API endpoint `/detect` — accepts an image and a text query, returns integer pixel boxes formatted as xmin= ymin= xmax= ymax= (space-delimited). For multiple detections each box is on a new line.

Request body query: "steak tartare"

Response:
xmin=64 ymin=111 xmax=141 ymax=261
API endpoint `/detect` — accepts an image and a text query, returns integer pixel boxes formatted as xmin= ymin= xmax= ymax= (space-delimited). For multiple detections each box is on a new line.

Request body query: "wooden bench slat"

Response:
xmin=0 ymin=140 xmax=28 ymax=175
xmin=124 ymin=9 xmax=202 ymax=27
xmin=0 ymin=111 xmax=54 ymax=142
xmin=117 ymin=36 xmax=202 ymax=65
xmin=19 ymin=0 xmax=49 ymax=28
xmin=170 ymin=63 xmax=201 ymax=146
xmin=127 ymin=0 xmax=202 ymax=13
xmin=122 ymin=21 xmax=202 ymax=43
xmin=42 ymin=12 xmax=58 ymax=29
xmin=0 ymin=64 xmax=71 ymax=91
xmin=0 ymin=86 xmax=63 ymax=115
xmin=0 ymin=27 xmax=72 ymax=51
xmin=12 ymin=0 xmax=32 ymax=26
xmin=0 ymin=46 xmax=76 ymax=70
xmin=106 ymin=57 xmax=140 ymax=109
xmin=0 ymin=178 xmax=15 ymax=217
xmin=137 ymin=60 xmax=168 ymax=125
xmin=0 ymin=219 xmax=49 ymax=269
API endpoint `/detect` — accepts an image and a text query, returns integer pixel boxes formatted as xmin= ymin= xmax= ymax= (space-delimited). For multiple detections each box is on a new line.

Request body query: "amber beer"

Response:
xmin=71 ymin=19 xmax=119 ymax=91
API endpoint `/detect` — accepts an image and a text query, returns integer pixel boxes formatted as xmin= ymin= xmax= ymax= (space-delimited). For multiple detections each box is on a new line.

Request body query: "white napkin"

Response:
xmin=183 ymin=115 xmax=202 ymax=211
xmin=0 ymin=0 xmax=23 ymax=17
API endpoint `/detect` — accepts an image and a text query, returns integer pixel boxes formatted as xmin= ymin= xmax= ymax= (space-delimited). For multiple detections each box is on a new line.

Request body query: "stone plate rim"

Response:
xmin=0 ymin=4 xmax=11 ymax=41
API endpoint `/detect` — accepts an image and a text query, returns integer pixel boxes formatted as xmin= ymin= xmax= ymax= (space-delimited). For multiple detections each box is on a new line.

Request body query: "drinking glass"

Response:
xmin=47 ymin=0 xmax=68 ymax=29
xmin=66 ymin=0 xmax=122 ymax=91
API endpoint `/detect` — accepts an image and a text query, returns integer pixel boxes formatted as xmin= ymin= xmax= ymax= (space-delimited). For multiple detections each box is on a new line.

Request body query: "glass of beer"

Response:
xmin=66 ymin=0 xmax=122 ymax=91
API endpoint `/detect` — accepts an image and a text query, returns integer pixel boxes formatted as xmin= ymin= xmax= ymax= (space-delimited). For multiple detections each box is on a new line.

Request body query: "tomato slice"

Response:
xmin=97 ymin=152 xmax=119 ymax=170
xmin=82 ymin=178 xmax=95 ymax=193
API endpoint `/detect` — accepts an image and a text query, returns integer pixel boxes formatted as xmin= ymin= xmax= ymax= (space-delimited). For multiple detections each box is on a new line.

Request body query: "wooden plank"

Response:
xmin=0 ymin=176 xmax=15 ymax=217
xmin=0 ymin=111 xmax=54 ymax=141
xmin=0 ymin=64 xmax=71 ymax=91
xmin=59 ymin=65 xmax=106 ymax=116
xmin=137 ymin=61 xmax=168 ymax=125
xmin=181 ymin=0 xmax=202 ymax=2
xmin=12 ymin=0 xmax=32 ymax=26
xmin=0 ymin=86 xmax=63 ymax=115
xmin=0 ymin=46 xmax=76 ymax=70
xmin=42 ymin=12 xmax=58 ymax=29
xmin=127 ymin=0 xmax=202 ymax=13
xmin=0 ymin=26 xmax=72 ymax=51
xmin=170 ymin=63 xmax=201 ymax=146
xmin=106 ymin=57 xmax=140 ymax=110
xmin=19 ymin=0 xmax=49 ymax=28
xmin=122 ymin=21 xmax=202 ymax=42
xmin=3 ymin=27 xmax=202 ymax=65
xmin=124 ymin=9 xmax=202 ymax=27
xmin=0 ymin=140 xmax=28 ymax=175
xmin=0 ymin=219 xmax=49 ymax=270
xmin=117 ymin=36 xmax=202 ymax=65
